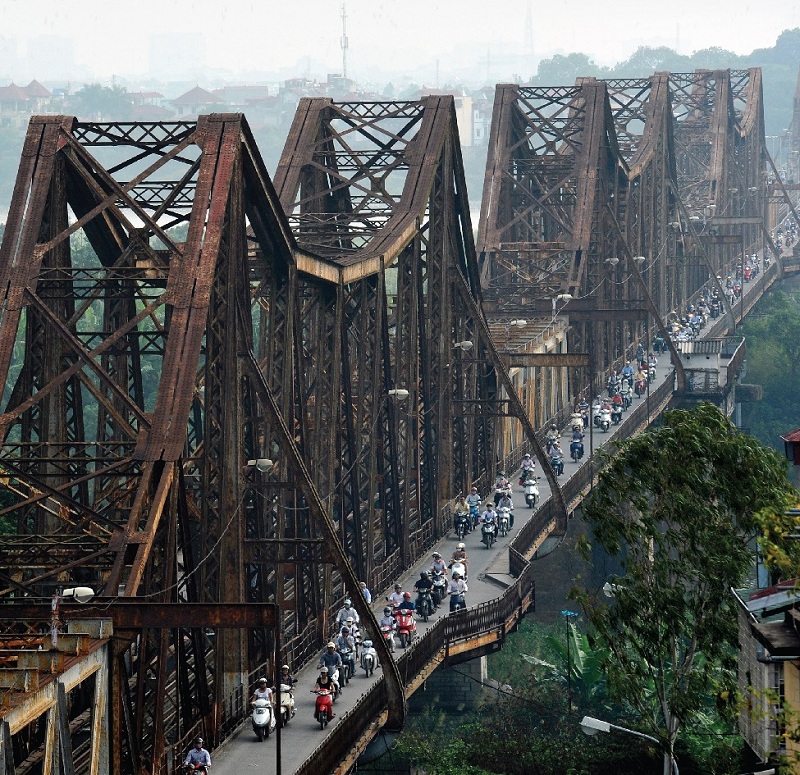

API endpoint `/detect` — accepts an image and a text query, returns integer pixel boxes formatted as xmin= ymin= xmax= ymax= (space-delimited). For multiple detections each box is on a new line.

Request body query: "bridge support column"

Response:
xmin=409 ymin=657 xmax=487 ymax=714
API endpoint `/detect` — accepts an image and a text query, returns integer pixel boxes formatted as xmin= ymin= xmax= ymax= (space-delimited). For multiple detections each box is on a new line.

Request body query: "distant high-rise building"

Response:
xmin=148 ymin=33 xmax=207 ymax=80
xmin=27 ymin=35 xmax=78 ymax=80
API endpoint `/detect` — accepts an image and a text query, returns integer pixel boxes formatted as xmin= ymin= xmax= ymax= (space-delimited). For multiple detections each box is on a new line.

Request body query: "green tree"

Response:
xmin=573 ymin=403 xmax=796 ymax=775
xmin=70 ymin=83 xmax=133 ymax=120
xmin=534 ymin=53 xmax=607 ymax=86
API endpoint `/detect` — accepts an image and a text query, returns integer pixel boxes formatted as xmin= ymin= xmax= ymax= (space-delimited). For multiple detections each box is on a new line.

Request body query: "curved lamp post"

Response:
xmin=579 ymin=715 xmax=678 ymax=775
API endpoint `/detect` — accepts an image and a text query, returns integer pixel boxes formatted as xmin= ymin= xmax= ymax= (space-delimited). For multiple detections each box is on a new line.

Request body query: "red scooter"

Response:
xmin=393 ymin=608 xmax=417 ymax=648
xmin=312 ymin=688 xmax=334 ymax=729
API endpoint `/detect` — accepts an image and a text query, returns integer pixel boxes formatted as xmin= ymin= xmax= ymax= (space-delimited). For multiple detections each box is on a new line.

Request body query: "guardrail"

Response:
xmin=294 ymin=543 xmax=537 ymax=775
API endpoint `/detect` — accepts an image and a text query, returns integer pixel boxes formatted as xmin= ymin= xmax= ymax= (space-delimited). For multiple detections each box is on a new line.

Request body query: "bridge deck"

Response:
xmin=210 ymin=260 xmax=781 ymax=775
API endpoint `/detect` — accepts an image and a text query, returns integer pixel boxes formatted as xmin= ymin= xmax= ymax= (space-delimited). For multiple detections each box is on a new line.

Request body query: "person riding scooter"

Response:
xmin=496 ymin=491 xmax=514 ymax=529
xmin=313 ymin=668 xmax=336 ymax=719
xmin=549 ymin=442 xmax=564 ymax=475
xmin=465 ymin=487 xmax=482 ymax=528
xmin=183 ymin=737 xmax=211 ymax=772
xmin=317 ymin=643 xmax=343 ymax=693
xmin=569 ymin=430 xmax=584 ymax=461
xmin=519 ymin=453 xmax=536 ymax=484
xmin=449 ymin=570 xmax=468 ymax=612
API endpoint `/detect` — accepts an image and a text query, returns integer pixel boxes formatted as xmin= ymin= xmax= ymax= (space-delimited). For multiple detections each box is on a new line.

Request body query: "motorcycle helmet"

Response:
xmin=344 ymin=598 xmax=352 ymax=606
xmin=326 ymin=642 xmax=336 ymax=649
xmin=195 ymin=737 xmax=204 ymax=745
xmin=345 ymin=617 xmax=355 ymax=625
xmin=383 ymin=606 xmax=393 ymax=616
xmin=497 ymin=471 xmax=505 ymax=477
xmin=363 ymin=640 xmax=373 ymax=648
xmin=403 ymin=592 xmax=412 ymax=600
xmin=432 ymin=551 xmax=441 ymax=558
xmin=257 ymin=677 xmax=268 ymax=685
xmin=320 ymin=666 xmax=328 ymax=674
xmin=457 ymin=542 xmax=465 ymax=550
xmin=281 ymin=664 xmax=290 ymax=671
xmin=452 ymin=571 xmax=461 ymax=579
xmin=394 ymin=583 xmax=402 ymax=591
xmin=470 ymin=486 xmax=478 ymax=491
xmin=341 ymin=627 xmax=349 ymax=635
xmin=523 ymin=453 xmax=531 ymax=459
xmin=420 ymin=570 xmax=429 ymax=578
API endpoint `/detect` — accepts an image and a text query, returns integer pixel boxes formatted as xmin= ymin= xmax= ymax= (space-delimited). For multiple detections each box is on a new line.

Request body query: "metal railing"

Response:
xmin=294 ymin=532 xmax=537 ymax=775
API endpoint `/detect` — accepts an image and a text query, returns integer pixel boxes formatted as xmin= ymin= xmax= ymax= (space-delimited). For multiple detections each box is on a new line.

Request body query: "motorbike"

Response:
xmin=494 ymin=483 xmax=512 ymax=506
xmin=570 ymin=439 xmax=584 ymax=462
xmin=450 ymin=559 xmax=467 ymax=581
xmin=570 ymin=412 xmax=584 ymax=433
xmin=648 ymin=364 xmax=657 ymax=383
xmin=393 ymin=608 xmax=417 ymax=648
xmin=550 ymin=454 xmax=564 ymax=476
xmin=416 ymin=588 xmax=434 ymax=622
xmin=278 ymin=683 xmax=296 ymax=727
xmin=634 ymin=378 xmax=646 ymax=397
xmin=518 ymin=467 xmax=536 ymax=486
xmin=431 ymin=569 xmax=447 ymax=607
xmin=468 ymin=503 xmax=480 ymax=529
xmin=360 ymin=642 xmax=378 ymax=677
xmin=611 ymin=403 xmax=623 ymax=425
xmin=454 ymin=510 xmax=470 ymax=539
xmin=380 ymin=623 xmax=396 ymax=653
xmin=597 ymin=407 xmax=611 ymax=433
xmin=497 ymin=506 xmax=511 ymax=536
xmin=183 ymin=766 xmax=209 ymax=774
xmin=337 ymin=647 xmax=355 ymax=684
xmin=621 ymin=385 xmax=632 ymax=409
xmin=481 ymin=519 xmax=497 ymax=549
xmin=523 ymin=476 xmax=539 ymax=508
xmin=251 ymin=697 xmax=276 ymax=741
xmin=312 ymin=688 xmax=334 ymax=729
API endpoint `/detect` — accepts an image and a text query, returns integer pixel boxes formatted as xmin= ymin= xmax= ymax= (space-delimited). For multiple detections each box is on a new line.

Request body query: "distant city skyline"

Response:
xmin=0 ymin=0 xmax=797 ymax=86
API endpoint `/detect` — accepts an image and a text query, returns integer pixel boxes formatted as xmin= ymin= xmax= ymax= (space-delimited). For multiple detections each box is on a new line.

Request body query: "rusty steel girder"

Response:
xmin=0 ymin=113 xmax=407 ymax=773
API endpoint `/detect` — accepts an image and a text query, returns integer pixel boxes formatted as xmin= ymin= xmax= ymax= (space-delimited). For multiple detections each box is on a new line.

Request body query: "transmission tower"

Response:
xmin=341 ymin=3 xmax=349 ymax=79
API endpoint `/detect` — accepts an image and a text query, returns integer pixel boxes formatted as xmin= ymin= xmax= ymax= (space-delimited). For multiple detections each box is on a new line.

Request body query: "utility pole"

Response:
xmin=340 ymin=3 xmax=349 ymax=80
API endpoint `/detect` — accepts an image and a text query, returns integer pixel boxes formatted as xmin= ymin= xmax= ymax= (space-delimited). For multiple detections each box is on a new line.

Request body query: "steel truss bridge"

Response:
xmin=0 ymin=68 xmax=797 ymax=775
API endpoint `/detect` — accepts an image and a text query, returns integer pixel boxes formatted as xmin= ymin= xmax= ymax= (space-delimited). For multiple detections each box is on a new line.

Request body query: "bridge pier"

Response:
xmin=409 ymin=657 xmax=488 ymax=715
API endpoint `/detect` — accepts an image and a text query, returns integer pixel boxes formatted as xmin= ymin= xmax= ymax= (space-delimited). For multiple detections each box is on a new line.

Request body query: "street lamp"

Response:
xmin=387 ymin=388 xmax=410 ymax=399
xmin=51 ymin=586 xmax=95 ymax=649
xmin=453 ymin=340 xmax=474 ymax=351
xmin=551 ymin=293 xmax=573 ymax=315
xmin=246 ymin=458 xmax=275 ymax=473
xmin=504 ymin=319 xmax=527 ymax=347
xmin=579 ymin=715 xmax=678 ymax=775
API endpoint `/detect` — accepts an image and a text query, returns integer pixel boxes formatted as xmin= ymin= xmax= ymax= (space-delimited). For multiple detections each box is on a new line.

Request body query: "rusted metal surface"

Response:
xmin=478 ymin=70 xmax=766 ymax=409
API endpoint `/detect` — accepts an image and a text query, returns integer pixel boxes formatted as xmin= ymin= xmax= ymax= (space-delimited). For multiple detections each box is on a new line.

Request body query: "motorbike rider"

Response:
xmin=519 ymin=453 xmax=536 ymax=483
xmin=386 ymin=583 xmax=405 ymax=607
xmin=317 ymin=642 xmax=343 ymax=692
xmin=450 ymin=542 xmax=468 ymax=577
xmin=465 ymin=486 xmax=482 ymax=528
xmin=313 ymin=667 xmax=336 ymax=718
xmin=336 ymin=627 xmax=357 ymax=679
xmin=621 ymin=360 xmax=634 ymax=383
xmin=379 ymin=605 xmax=398 ymax=633
xmin=606 ymin=371 xmax=620 ymax=397
xmin=634 ymin=364 xmax=647 ymax=391
xmin=414 ymin=570 xmax=439 ymax=608
xmin=550 ymin=442 xmax=564 ymax=476
xmin=448 ymin=570 xmax=468 ymax=612
xmin=545 ymin=424 xmax=559 ymax=453
xmin=570 ymin=429 xmax=584 ymax=460
xmin=430 ymin=551 xmax=448 ymax=577
xmin=184 ymin=737 xmax=211 ymax=772
xmin=480 ymin=503 xmax=498 ymax=542
xmin=397 ymin=591 xmax=416 ymax=612
xmin=280 ymin=664 xmax=297 ymax=687
xmin=250 ymin=676 xmax=274 ymax=706
xmin=453 ymin=492 xmax=470 ymax=532
xmin=496 ymin=491 xmax=514 ymax=529
xmin=493 ymin=471 xmax=510 ymax=506
xmin=334 ymin=598 xmax=360 ymax=631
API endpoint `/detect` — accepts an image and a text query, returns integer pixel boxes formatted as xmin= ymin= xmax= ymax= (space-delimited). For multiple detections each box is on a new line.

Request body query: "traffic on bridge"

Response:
xmin=0 ymin=64 xmax=798 ymax=775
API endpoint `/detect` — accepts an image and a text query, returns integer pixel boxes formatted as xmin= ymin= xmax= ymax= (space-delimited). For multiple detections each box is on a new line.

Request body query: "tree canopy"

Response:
xmin=574 ymin=403 xmax=797 ymax=773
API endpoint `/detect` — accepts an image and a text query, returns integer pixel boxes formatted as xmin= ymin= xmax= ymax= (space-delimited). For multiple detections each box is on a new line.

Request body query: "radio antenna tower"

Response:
xmin=340 ymin=3 xmax=349 ymax=80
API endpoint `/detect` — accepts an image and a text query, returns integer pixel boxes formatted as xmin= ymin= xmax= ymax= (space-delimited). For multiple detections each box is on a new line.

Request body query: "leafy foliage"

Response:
xmin=740 ymin=283 xmax=800 ymax=451
xmin=573 ymin=403 xmax=797 ymax=767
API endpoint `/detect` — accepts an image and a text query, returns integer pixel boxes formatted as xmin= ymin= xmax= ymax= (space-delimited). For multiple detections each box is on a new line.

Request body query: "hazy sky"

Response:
xmin=3 ymin=0 xmax=800 ymax=82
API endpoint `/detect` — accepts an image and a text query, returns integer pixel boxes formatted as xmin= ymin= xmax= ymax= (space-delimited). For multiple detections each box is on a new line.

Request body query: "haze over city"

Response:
xmin=1 ymin=0 xmax=799 ymax=85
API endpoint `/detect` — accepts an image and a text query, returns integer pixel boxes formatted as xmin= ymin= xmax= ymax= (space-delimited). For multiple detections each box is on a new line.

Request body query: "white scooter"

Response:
xmin=278 ymin=684 xmax=295 ymax=727
xmin=497 ymin=506 xmax=512 ymax=536
xmin=450 ymin=559 xmax=467 ymax=581
xmin=523 ymin=476 xmax=539 ymax=508
xmin=360 ymin=639 xmax=378 ymax=677
xmin=251 ymin=697 xmax=276 ymax=741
